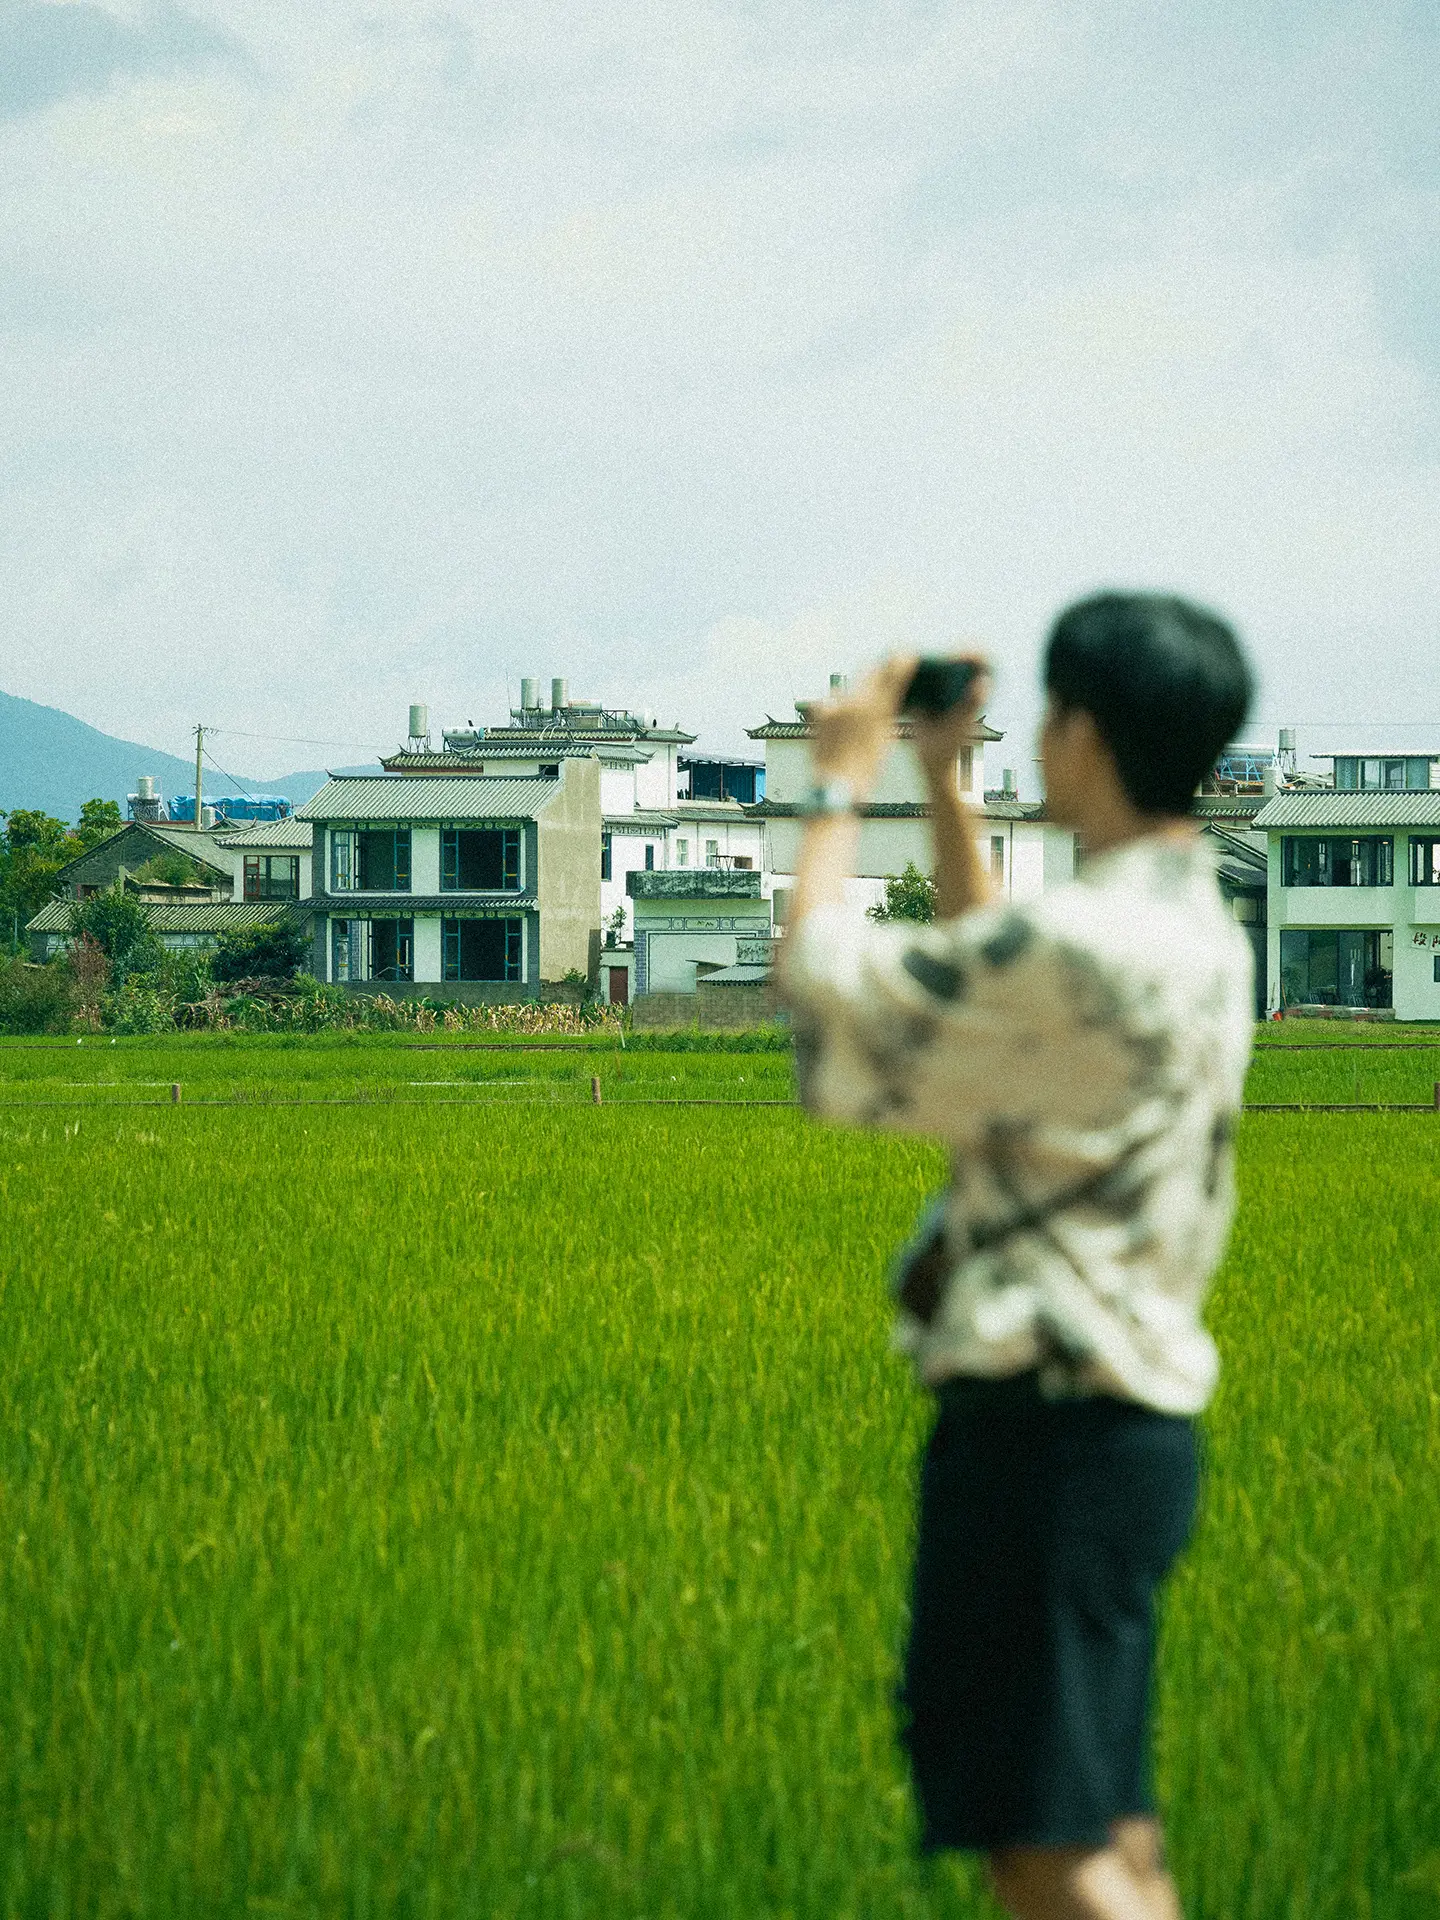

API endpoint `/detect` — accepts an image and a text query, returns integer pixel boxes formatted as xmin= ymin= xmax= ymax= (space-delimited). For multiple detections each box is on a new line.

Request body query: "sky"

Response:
xmin=1 ymin=0 xmax=1437 ymax=786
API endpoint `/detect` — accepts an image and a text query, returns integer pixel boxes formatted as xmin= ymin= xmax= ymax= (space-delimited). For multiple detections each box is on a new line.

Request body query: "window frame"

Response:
xmin=1281 ymin=836 xmax=1393 ymax=888
xmin=441 ymin=915 xmax=525 ymax=983
xmin=1409 ymin=838 xmax=1440 ymax=886
xmin=329 ymin=825 xmax=411 ymax=892
xmin=440 ymin=825 xmax=522 ymax=892
xmin=243 ymin=853 xmax=300 ymax=902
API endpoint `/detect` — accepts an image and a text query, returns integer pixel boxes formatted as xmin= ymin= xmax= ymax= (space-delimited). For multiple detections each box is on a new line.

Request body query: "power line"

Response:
xmin=203 ymin=726 xmax=389 ymax=751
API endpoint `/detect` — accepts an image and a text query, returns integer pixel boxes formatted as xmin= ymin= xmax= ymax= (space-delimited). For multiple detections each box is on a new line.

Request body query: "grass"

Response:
xmin=0 ymin=1038 xmax=1437 ymax=1917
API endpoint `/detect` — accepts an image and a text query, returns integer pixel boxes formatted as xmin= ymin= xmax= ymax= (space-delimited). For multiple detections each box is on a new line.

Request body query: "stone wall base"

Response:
xmin=630 ymin=984 xmax=781 ymax=1031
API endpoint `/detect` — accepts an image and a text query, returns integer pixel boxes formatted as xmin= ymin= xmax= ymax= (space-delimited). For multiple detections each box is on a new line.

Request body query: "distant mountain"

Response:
xmin=0 ymin=688 xmax=376 ymax=823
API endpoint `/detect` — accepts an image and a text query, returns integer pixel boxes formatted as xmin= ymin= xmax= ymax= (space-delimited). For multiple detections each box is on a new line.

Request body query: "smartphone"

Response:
xmin=900 ymin=658 xmax=981 ymax=717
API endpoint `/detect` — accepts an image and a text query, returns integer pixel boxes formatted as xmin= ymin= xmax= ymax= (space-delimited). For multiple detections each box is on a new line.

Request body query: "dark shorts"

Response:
xmin=899 ymin=1371 xmax=1199 ymax=1854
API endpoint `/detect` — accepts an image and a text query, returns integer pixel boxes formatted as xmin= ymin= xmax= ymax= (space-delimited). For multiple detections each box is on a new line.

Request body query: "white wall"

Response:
xmin=411 ymin=826 xmax=441 ymax=894
xmin=413 ymin=913 xmax=443 ymax=984
xmin=763 ymin=734 xmax=984 ymax=806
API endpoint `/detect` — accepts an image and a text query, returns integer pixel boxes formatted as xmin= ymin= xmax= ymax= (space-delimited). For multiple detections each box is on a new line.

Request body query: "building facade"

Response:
xmin=626 ymin=869 xmax=772 ymax=997
xmin=297 ymin=763 xmax=602 ymax=996
xmin=1255 ymin=788 xmax=1440 ymax=1019
xmin=746 ymin=703 xmax=1074 ymax=921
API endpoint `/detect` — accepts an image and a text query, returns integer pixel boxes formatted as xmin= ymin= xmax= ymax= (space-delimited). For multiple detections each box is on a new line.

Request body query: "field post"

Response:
xmin=171 ymin=1084 xmax=181 ymax=1104
xmin=591 ymin=1075 xmax=602 ymax=1105
xmin=1433 ymin=1082 xmax=1440 ymax=1111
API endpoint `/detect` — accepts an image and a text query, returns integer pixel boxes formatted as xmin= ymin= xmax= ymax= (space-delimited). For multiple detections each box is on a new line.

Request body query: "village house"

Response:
xmin=296 ymin=760 xmax=601 ymax=997
xmin=24 ymin=818 xmax=288 ymax=960
xmin=1255 ymin=753 xmax=1440 ymax=1019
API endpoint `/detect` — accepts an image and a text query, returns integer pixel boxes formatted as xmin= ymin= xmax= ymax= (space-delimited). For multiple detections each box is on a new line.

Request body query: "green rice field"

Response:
xmin=1 ymin=1033 xmax=1437 ymax=1917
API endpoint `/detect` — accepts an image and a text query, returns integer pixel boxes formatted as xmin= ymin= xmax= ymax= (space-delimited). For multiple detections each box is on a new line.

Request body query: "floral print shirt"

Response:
xmin=781 ymin=835 xmax=1254 ymax=1414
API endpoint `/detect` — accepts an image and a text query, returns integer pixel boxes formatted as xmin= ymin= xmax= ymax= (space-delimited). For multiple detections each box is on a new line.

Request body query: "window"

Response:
xmin=644 ymin=844 xmax=655 ymax=871
xmin=442 ymin=917 xmax=523 ymax=982
xmin=330 ymin=827 xmax=410 ymax=891
xmin=1335 ymin=756 xmax=1430 ymax=791
xmin=243 ymin=854 xmax=300 ymax=901
xmin=441 ymin=827 xmax=520 ymax=891
xmin=676 ymin=839 xmax=688 ymax=866
xmin=332 ymin=918 xmax=356 ymax=982
xmin=1409 ymin=840 xmax=1440 ymax=885
xmin=330 ymin=917 xmax=413 ymax=981
xmin=990 ymin=835 xmax=1005 ymax=883
xmin=1282 ymin=837 xmax=1393 ymax=887
xmin=1435 ymin=956 xmax=1440 ymax=985
xmin=539 ymin=764 xmax=559 ymax=779
xmin=1280 ymin=929 xmax=1392 ymax=1008
xmin=732 ymin=855 xmax=753 ymax=870
xmin=705 ymin=840 xmax=719 ymax=867
xmin=601 ymin=832 xmax=612 ymax=881
xmin=369 ymin=919 xmax=413 ymax=981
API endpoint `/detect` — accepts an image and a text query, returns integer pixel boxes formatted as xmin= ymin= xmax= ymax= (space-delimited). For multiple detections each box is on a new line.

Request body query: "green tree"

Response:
xmin=0 ymin=809 xmax=75 ymax=947
xmin=867 ymin=861 xmax=937 ymax=924
xmin=212 ymin=919 xmax=309 ymax=983
xmin=67 ymin=891 xmax=164 ymax=986
xmin=73 ymin=798 xmax=124 ymax=851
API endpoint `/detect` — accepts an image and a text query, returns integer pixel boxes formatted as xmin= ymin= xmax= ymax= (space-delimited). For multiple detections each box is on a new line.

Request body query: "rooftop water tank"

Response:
xmin=137 ymin=774 xmax=156 ymax=801
xmin=520 ymin=677 xmax=538 ymax=711
xmin=552 ymin=677 xmax=568 ymax=711
xmin=409 ymin=704 xmax=429 ymax=740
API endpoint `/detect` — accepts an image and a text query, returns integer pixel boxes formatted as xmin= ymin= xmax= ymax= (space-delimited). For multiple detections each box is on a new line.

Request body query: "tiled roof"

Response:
xmin=672 ymin=800 xmax=755 ymax=820
xmin=215 ymin=817 xmax=314 ymax=849
xmin=27 ymin=898 xmax=300 ymax=934
xmin=747 ymin=715 xmax=1004 ymax=742
xmin=1254 ymin=792 xmax=1440 ymax=829
xmin=604 ymin=811 xmax=680 ymax=831
xmin=381 ymin=741 xmax=652 ymax=770
xmin=46 ymin=821 xmax=233 ymax=887
xmin=297 ymin=777 xmax=564 ymax=821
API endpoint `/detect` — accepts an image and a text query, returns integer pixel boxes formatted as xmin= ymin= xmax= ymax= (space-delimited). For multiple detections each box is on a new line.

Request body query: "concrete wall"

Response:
xmin=536 ymin=755 xmax=603 ymax=981
xmin=630 ymin=987 xmax=783 ymax=1031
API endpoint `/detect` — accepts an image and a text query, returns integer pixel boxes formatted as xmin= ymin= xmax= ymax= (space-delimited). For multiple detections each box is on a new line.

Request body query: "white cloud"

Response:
xmin=0 ymin=0 xmax=1436 ymax=782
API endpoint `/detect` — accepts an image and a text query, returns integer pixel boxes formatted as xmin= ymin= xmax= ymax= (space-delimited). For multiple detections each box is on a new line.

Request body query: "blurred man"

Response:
xmin=778 ymin=592 xmax=1255 ymax=1920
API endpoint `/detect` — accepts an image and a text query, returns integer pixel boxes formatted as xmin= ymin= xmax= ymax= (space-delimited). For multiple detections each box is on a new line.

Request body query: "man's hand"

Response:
xmin=911 ymin=654 xmax=992 ymax=794
xmin=810 ymin=658 xmax=916 ymax=802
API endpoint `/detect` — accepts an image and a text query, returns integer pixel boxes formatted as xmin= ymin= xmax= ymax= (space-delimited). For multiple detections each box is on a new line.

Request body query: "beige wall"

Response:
xmin=536 ymin=756 xmax=603 ymax=981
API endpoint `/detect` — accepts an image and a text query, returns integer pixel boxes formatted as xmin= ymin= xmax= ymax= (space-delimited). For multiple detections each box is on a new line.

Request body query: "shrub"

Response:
xmin=212 ymin=920 xmax=309 ymax=984
xmin=104 ymin=981 xmax=177 ymax=1035
xmin=67 ymin=891 xmax=164 ymax=985
xmin=867 ymin=862 xmax=936 ymax=924
xmin=0 ymin=956 xmax=76 ymax=1035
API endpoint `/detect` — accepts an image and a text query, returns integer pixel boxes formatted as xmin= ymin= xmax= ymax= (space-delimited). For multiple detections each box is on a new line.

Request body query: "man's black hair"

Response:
xmin=1044 ymin=591 xmax=1253 ymax=816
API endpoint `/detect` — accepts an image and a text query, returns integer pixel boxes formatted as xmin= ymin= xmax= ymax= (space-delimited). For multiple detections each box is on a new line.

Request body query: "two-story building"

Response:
xmin=296 ymin=761 xmax=601 ymax=997
xmin=1254 ymin=785 xmax=1440 ymax=1018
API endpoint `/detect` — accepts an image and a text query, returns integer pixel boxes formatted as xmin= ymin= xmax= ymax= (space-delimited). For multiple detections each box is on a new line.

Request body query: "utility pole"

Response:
xmin=193 ymin=724 xmax=204 ymax=832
